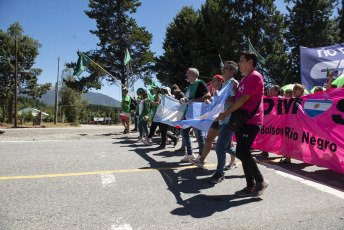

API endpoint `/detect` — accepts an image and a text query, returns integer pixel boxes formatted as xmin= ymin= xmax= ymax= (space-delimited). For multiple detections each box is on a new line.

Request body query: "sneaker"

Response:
xmin=140 ymin=139 xmax=151 ymax=146
xmin=235 ymin=187 xmax=253 ymax=197
xmin=180 ymin=154 xmax=195 ymax=162
xmin=137 ymin=137 xmax=143 ymax=142
xmin=131 ymin=128 xmax=138 ymax=132
xmin=195 ymin=155 xmax=206 ymax=164
xmin=225 ymin=161 xmax=237 ymax=171
xmin=157 ymin=145 xmax=166 ymax=150
xmin=190 ymin=159 xmax=205 ymax=169
xmin=123 ymin=129 xmax=128 ymax=134
xmin=209 ymin=172 xmax=224 ymax=184
xmin=251 ymin=180 xmax=269 ymax=197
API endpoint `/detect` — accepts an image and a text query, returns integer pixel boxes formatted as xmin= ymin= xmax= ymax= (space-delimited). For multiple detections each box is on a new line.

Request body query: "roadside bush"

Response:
xmin=24 ymin=111 xmax=33 ymax=122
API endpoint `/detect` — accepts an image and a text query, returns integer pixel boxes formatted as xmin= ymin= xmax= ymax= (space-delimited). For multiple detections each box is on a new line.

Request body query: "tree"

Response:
xmin=236 ymin=0 xmax=289 ymax=86
xmin=337 ymin=0 xmax=344 ymax=43
xmin=0 ymin=22 xmax=51 ymax=122
xmin=155 ymin=0 xmax=289 ymax=88
xmin=197 ymin=0 xmax=243 ymax=80
xmin=155 ymin=6 xmax=202 ymax=90
xmin=285 ymin=0 xmax=337 ymax=83
xmin=60 ymin=68 xmax=89 ymax=123
xmin=67 ymin=0 xmax=155 ymax=93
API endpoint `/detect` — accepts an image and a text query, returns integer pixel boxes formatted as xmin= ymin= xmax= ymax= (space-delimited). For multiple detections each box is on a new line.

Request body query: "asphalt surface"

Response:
xmin=0 ymin=125 xmax=343 ymax=230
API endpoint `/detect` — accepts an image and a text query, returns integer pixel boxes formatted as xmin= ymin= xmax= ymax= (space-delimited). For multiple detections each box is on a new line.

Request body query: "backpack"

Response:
xmin=129 ymin=97 xmax=137 ymax=110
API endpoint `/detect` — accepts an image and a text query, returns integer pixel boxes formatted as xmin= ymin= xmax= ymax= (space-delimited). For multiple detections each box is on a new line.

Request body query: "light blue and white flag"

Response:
xmin=304 ymin=99 xmax=333 ymax=118
xmin=153 ymin=95 xmax=187 ymax=126
xmin=154 ymin=80 xmax=234 ymax=133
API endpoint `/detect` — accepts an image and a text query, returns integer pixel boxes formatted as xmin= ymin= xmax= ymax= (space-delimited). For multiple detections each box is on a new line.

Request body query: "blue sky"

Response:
xmin=0 ymin=0 xmax=287 ymax=102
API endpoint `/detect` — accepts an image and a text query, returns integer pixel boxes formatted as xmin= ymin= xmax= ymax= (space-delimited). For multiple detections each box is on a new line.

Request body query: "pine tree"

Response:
xmin=197 ymin=0 xmax=243 ymax=79
xmin=337 ymin=0 xmax=344 ymax=43
xmin=67 ymin=0 xmax=155 ymax=93
xmin=155 ymin=0 xmax=289 ymax=88
xmin=234 ymin=0 xmax=289 ymax=86
xmin=155 ymin=6 xmax=202 ymax=90
xmin=285 ymin=0 xmax=337 ymax=83
xmin=0 ymin=22 xmax=51 ymax=123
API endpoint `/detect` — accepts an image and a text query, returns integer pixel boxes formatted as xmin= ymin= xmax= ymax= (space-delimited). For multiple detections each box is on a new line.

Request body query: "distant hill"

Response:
xmin=20 ymin=88 xmax=121 ymax=107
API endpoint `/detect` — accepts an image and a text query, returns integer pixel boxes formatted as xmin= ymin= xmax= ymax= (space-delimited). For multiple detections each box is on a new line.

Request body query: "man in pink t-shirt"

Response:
xmin=216 ymin=51 xmax=269 ymax=198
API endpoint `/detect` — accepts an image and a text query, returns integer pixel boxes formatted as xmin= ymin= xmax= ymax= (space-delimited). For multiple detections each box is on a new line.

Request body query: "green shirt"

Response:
xmin=139 ymin=99 xmax=150 ymax=121
xmin=151 ymin=93 xmax=162 ymax=116
xmin=186 ymin=79 xmax=201 ymax=99
xmin=121 ymin=94 xmax=131 ymax=113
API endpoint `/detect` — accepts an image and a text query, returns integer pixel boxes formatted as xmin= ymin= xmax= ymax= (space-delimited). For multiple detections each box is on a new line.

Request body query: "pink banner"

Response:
xmin=251 ymin=88 xmax=344 ymax=174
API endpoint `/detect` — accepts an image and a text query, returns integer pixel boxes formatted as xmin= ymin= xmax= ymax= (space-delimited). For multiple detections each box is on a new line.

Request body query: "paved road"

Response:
xmin=0 ymin=125 xmax=343 ymax=230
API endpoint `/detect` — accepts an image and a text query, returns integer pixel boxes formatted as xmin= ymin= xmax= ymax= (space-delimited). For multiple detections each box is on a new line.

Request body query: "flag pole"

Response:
xmin=82 ymin=53 xmax=135 ymax=98
xmin=130 ymin=61 xmax=135 ymax=98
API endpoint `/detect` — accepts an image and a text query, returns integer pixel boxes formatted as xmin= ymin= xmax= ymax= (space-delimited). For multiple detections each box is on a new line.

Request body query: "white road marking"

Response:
xmin=111 ymin=218 xmax=133 ymax=230
xmin=276 ymin=170 xmax=344 ymax=200
xmin=101 ymin=173 xmax=115 ymax=188
xmin=0 ymin=140 xmax=61 ymax=143
xmin=110 ymin=224 xmax=133 ymax=230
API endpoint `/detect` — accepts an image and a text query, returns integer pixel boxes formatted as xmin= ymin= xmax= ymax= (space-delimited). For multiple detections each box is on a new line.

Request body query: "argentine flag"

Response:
xmin=153 ymin=95 xmax=187 ymax=126
xmin=304 ymin=99 xmax=333 ymax=118
xmin=155 ymin=80 xmax=234 ymax=133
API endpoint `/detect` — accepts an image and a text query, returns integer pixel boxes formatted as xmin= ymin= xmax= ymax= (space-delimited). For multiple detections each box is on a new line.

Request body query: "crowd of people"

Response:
xmin=118 ymin=50 xmax=343 ymax=198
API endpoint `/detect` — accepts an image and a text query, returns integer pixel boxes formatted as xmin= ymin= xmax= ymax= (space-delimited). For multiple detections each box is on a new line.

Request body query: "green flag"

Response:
xmin=327 ymin=68 xmax=331 ymax=77
xmin=218 ymin=54 xmax=224 ymax=70
xmin=124 ymin=48 xmax=131 ymax=66
xmin=248 ymin=39 xmax=266 ymax=65
xmin=73 ymin=53 xmax=90 ymax=76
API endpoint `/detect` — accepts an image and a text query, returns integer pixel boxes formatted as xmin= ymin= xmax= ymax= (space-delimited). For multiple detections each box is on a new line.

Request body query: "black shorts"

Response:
xmin=210 ymin=121 xmax=220 ymax=130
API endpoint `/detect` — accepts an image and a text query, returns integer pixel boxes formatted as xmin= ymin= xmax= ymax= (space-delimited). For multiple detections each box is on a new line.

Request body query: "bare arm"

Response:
xmin=146 ymin=95 xmax=161 ymax=106
xmin=326 ymin=72 xmax=333 ymax=90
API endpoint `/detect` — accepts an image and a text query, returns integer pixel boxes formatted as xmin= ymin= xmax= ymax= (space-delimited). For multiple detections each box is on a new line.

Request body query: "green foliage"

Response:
xmin=0 ymin=22 xmax=51 ymax=123
xmin=17 ymin=96 xmax=47 ymax=110
xmin=66 ymin=0 xmax=155 ymax=94
xmin=19 ymin=111 xmax=33 ymax=122
xmin=155 ymin=0 xmax=289 ymax=89
xmin=285 ymin=0 xmax=338 ymax=83
xmin=60 ymin=68 xmax=89 ymax=123
xmin=337 ymin=0 xmax=344 ymax=43
xmin=155 ymin=6 xmax=202 ymax=91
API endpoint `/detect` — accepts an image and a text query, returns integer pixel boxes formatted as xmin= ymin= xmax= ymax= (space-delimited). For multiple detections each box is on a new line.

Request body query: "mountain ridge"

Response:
xmin=20 ymin=88 xmax=121 ymax=107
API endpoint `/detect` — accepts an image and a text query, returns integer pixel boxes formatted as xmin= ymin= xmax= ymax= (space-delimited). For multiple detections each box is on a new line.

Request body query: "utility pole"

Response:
xmin=54 ymin=57 xmax=60 ymax=124
xmin=14 ymin=35 xmax=18 ymax=127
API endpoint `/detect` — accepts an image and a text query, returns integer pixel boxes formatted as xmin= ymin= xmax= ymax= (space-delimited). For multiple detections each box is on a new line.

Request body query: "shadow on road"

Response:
xmin=265 ymin=161 xmax=344 ymax=192
xmin=170 ymin=194 xmax=261 ymax=218
xmin=115 ymin=138 xmax=255 ymax=218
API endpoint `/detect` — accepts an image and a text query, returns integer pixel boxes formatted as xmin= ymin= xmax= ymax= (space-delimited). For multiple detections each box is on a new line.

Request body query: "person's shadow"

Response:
xmin=122 ymin=140 xmax=260 ymax=218
xmin=170 ymin=194 xmax=261 ymax=218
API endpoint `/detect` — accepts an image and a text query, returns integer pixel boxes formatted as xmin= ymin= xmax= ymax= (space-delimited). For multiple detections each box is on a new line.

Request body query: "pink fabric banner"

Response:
xmin=251 ymin=88 xmax=344 ymax=174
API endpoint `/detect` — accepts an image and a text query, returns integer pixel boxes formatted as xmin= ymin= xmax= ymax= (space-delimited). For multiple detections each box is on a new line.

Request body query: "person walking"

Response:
xmin=216 ymin=51 xmax=269 ymax=197
xmin=179 ymin=68 xmax=211 ymax=162
xmin=119 ymin=87 xmax=131 ymax=134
